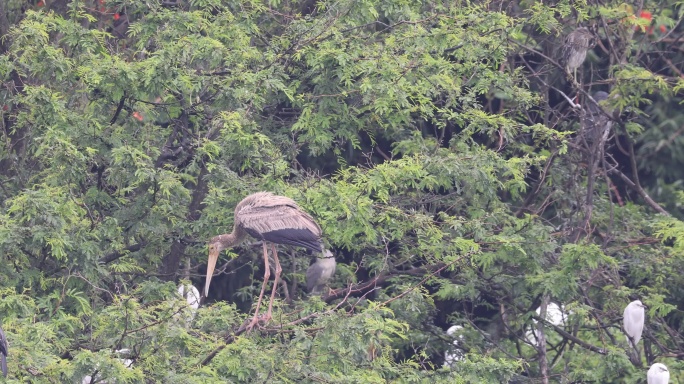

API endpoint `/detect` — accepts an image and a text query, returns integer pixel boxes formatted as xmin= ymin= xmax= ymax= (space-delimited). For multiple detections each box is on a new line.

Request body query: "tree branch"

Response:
xmin=532 ymin=314 xmax=607 ymax=355
xmin=607 ymin=168 xmax=669 ymax=216
xmin=98 ymin=241 xmax=148 ymax=264
xmin=109 ymin=95 xmax=126 ymax=125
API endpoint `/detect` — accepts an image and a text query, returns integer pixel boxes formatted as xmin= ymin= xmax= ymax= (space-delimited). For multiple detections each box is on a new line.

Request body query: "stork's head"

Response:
xmin=204 ymin=236 xmax=225 ymax=297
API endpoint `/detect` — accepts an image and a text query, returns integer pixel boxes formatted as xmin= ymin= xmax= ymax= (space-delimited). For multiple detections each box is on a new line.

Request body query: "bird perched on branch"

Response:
xmin=580 ymin=91 xmax=612 ymax=149
xmin=623 ymin=300 xmax=646 ymax=364
xmin=647 ymin=363 xmax=670 ymax=384
xmin=306 ymin=250 xmax=336 ymax=294
xmin=205 ymin=192 xmax=329 ymax=330
xmin=444 ymin=325 xmax=465 ymax=367
xmin=561 ymin=27 xmax=595 ymax=82
xmin=176 ymin=283 xmax=200 ymax=324
xmin=526 ymin=302 xmax=568 ymax=345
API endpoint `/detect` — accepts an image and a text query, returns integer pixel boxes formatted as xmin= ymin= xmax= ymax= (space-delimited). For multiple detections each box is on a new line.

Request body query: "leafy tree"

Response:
xmin=0 ymin=0 xmax=683 ymax=382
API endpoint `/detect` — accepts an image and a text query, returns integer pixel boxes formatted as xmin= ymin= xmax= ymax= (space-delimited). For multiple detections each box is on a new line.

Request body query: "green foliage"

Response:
xmin=0 ymin=0 xmax=683 ymax=382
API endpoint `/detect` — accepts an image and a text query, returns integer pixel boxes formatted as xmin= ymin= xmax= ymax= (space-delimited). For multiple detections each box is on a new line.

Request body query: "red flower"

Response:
xmin=633 ymin=10 xmax=667 ymax=35
xmin=37 ymin=0 xmax=44 ymax=6
xmin=132 ymin=112 xmax=143 ymax=121
xmin=113 ymin=13 xmax=120 ymax=21
xmin=639 ymin=10 xmax=652 ymax=21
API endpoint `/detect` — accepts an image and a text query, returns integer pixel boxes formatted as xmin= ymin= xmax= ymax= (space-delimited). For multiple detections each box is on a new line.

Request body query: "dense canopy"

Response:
xmin=1 ymin=0 xmax=684 ymax=382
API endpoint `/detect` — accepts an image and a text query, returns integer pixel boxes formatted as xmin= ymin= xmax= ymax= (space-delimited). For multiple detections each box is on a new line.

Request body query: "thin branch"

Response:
xmin=607 ymin=168 xmax=669 ymax=216
xmin=532 ymin=314 xmax=608 ymax=355
xmin=98 ymin=241 xmax=148 ymax=264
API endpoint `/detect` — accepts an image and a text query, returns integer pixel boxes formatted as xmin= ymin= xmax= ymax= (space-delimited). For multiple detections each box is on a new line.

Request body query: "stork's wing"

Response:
xmin=237 ymin=203 xmax=321 ymax=235
xmin=236 ymin=198 xmax=323 ymax=252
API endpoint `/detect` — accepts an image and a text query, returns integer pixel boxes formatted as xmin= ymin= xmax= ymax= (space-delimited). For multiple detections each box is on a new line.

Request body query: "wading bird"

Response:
xmin=647 ymin=363 xmax=670 ymax=384
xmin=444 ymin=325 xmax=465 ymax=367
xmin=579 ymin=91 xmax=613 ymax=187
xmin=581 ymin=91 xmax=611 ymax=146
xmin=0 ymin=325 xmax=7 ymax=377
xmin=81 ymin=349 xmax=133 ymax=384
xmin=562 ymin=27 xmax=595 ymax=82
xmin=176 ymin=283 xmax=200 ymax=324
xmin=306 ymin=250 xmax=336 ymax=294
xmin=205 ymin=192 xmax=327 ymax=329
xmin=526 ymin=302 xmax=568 ymax=344
xmin=623 ymin=300 xmax=646 ymax=363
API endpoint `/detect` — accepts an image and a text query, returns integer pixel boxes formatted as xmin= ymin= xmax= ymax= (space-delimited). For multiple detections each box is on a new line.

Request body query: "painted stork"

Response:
xmin=205 ymin=192 xmax=329 ymax=329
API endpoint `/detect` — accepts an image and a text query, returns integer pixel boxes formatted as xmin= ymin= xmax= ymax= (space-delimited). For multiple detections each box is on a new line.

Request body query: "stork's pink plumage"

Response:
xmin=205 ymin=192 xmax=324 ymax=329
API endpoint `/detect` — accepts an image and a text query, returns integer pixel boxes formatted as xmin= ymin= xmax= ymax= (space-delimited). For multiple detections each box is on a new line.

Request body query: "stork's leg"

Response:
xmin=247 ymin=242 xmax=271 ymax=330
xmin=264 ymin=243 xmax=282 ymax=322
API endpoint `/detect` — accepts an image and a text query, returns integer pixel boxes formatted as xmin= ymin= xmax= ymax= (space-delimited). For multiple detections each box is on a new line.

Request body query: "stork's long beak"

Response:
xmin=204 ymin=247 xmax=219 ymax=297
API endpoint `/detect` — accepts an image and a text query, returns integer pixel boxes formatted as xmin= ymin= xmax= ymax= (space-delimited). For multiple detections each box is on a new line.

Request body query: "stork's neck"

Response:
xmin=217 ymin=229 xmax=247 ymax=251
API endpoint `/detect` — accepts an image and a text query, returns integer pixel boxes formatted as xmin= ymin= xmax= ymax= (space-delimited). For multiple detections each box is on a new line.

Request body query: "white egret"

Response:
xmin=623 ymin=300 xmax=646 ymax=349
xmin=115 ymin=349 xmax=133 ymax=369
xmin=647 ymin=363 xmax=669 ymax=384
xmin=176 ymin=283 xmax=200 ymax=324
xmin=443 ymin=325 xmax=465 ymax=367
xmin=81 ymin=349 xmax=133 ymax=384
xmin=526 ymin=302 xmax=568 ymax=344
